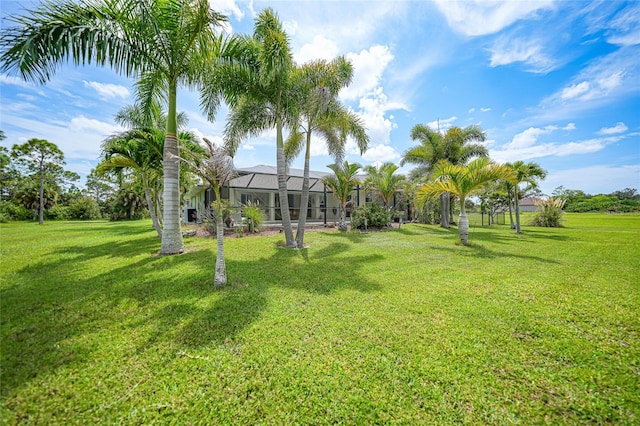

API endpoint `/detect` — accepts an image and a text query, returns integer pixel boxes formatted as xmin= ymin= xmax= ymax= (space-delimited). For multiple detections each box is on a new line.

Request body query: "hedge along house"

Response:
xmin=184 ymin=165 xmax=392 ymax=225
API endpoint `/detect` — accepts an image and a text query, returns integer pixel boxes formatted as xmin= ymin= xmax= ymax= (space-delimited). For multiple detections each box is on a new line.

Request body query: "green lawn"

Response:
xmin=1 ymin=214 xmax=639 ymax=424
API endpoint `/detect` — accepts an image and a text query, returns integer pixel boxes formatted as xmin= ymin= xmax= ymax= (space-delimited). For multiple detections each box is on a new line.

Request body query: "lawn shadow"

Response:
xmin=1 ymin=234 xmax=213 ymax=398
xmin=424 ymin=242 xmax=561 ymax=264
xmin=176 ymin=235 xmax=384 ymax=349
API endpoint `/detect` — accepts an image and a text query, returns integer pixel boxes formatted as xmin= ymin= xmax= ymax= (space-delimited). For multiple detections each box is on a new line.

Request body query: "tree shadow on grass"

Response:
xmin=424 ymin=242 xmax=561 ymax=264
xmin=0 ymin=235 xmax=212 ymax=398
xmin=3 ymin=226 xmax=382 ymax=399
xmin=176 ymin=237 xmax=384 ymax=349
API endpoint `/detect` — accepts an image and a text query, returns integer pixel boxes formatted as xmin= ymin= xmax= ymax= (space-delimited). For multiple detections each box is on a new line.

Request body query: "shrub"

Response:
xmin=351 ymin=203 xmax=391 ymax=230
xmin=68 ymin=196 xmax=102 ymax=220
xmin=531 ymin=197 xmax=565 ymax=227
xmin=243 ymin=200 xmax=264 ymax=233
xmin=46 ymin=204 xmax=71 ymax=220
xmin=0 ymin=201 xmax=32 ymax=221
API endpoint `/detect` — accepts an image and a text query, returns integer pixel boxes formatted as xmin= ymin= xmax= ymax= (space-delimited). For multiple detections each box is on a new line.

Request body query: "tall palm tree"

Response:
xmin=177 ymin=138 xmax=236 ymax=286
xmin=507 ymin=161 xmax=547 ymax=234
xmin=402 ymin=124 xmax=488 ymax=228
xmin=285 ymin=57 xmax=369 ymax=247
xmin=363 ymin=162 xmax=405 ymax=212
xmin=417 ymin=158 xmax=515 ymax=245
xmin=322 ymin=160 xmax=361 ymax=231
xmin=0 ymin=0 xmax=228 ymax=255
xmin=204 ymin=8 xmax=299 ymax=248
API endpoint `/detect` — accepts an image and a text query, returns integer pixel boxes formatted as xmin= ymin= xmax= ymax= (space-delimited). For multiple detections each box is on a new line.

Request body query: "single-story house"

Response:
xmin=183 ymin=165 xmax=402 ymax=225
xmin=519 ymin=197 xmax=541 ymax=212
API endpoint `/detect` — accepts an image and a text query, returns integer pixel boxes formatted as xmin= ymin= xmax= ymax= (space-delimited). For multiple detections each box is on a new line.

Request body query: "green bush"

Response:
xmin=46 ymin=204 xmax=71 ymax=220
xmin=351 ymin=203 xmax=391 ymax=230
xmin=0 ymin=201 xmax=32 ymax=221
xmin=243 ymin=200 xmax=264 ymax=233
xmin=531 ymin=197 xmax=565 ymax=227
xmin=68 ymin=196 xmax=102 ymax=220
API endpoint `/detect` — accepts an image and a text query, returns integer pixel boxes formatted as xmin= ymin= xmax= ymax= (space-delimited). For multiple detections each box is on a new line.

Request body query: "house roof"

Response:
xmin=229 ymin=165 xmax=331 ymax=193
xmin=237 ymin=165 xmax=330 ymax=180
xmin=520 ymin=197 xmax=541 ymax=206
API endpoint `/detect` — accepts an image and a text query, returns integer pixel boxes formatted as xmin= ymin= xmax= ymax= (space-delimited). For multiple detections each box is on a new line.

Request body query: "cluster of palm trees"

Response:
xmin=400 ymin=123 xmax=548 ymax=244
xmin=1 ymin=0 xmax=549 ymax=285
xmin=0 ymin=1 xmax=369 ymax=254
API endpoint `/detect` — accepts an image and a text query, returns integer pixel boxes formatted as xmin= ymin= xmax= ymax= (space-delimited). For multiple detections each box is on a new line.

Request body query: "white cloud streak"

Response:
xmin=83 ymin=81 xmax=130 ymax=100
xmin=598 ymin=122 xmax=628 ymax=135
xmin=433 ymin=0 xmax=555 ymax=36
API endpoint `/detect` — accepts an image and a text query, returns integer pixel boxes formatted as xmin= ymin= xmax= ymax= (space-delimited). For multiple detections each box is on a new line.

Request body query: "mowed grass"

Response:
xmin=1 ymin=214 xmax=638 ymax=424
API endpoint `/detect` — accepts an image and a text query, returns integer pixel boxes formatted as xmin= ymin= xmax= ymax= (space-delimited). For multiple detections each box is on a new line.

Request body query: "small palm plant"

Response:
xmin=322 ymin=160 xmax=361 ymax=231
xmin=417 ymin=158 xmax=515 ymax=244
xmin=242 ymin=200 xmax=264 ymax=233
xmin=178 ymin=138 xmax=237 ymax=287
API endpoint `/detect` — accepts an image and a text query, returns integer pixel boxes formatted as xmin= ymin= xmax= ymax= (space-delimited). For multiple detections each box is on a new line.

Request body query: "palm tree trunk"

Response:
xmin=145 ymin=187 xmax=162 ymax=238
xmin=339 ymin=203 xmax=347 ymax=231
xmin=508 ymin=190 xmax=515 ymax=229
xmin=214 ymin=204 xmax=227 ymax=287
xmin=154 ymin=188 xmax=163 ymax=227
xmin=276 ymin=119 xmax=296 ymax=247
xmin=161 ymin=86 xmax=184 ymax=254
xmin=295 ymin=133 xmax=312 ymax=248
xmin=38 ymin=164 xmax=45 ymax=224
xmin=515 ymin=186 xmax=522 ymax=234
xmin=440 ymin=193 xmax=450 ymax=228
xmin=458 ymin=197 xmax=469 ymax=244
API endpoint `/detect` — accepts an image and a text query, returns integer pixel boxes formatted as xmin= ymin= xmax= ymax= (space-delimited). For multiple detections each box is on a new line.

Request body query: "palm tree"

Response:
xmin=363 ymin=162 xmax=405 ymax=214
xmin=98 ymin=131 xmax=164 ymax=236
xmin=402 ymin=124 xmax=488 ymax=228
xmin=204 ymin=8 xmax=299 ymax=248
xmin=417 ymin=158 xmax=515 ymax=245
xmin=0 ymin=0 xmax=228 ymax=255
xmin=98 ymin=103 xmax=197 ymax=237
xmin=322 ymin=160 xmax=361 ymax=231
xmin=285 ymin=57 xmax=369 ymax=247
xmin=507 ymin=161 xmax=547 ymax=234
xmin=177 ymin=138 xmax=237 ymax=286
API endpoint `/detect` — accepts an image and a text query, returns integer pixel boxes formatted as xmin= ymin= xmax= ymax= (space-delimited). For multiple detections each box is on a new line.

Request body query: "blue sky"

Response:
xmin=1 ymin=0 xmax=639 ymax=195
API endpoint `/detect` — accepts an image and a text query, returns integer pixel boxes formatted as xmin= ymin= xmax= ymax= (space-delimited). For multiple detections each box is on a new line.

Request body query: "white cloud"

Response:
xmin=426 ymin=116 xmax=457 ymax=132
xmin=355 ymin=88 xmax=402 ymax=146
xmin=83 ymin=81 xmax=130 ymax=100
xmin=69 ymin=115 xmax=120 ymax=136
xmin=598 ymin=122 xmax=628 ymax=135
xmin=468 ymin=107 xmax=476 ymax=113
xmin=433 ymin=0 xmax=555 ymax=36
xmin=563 ymin=123 xmax=576 ymax=131
xmin=605 ymin=3 xmax=640 ymax=46
xmin=539 ymin=46 xmax=640 ymax=118
xmin=294 ymin=35 xmax=339 ymax=64
xmin=0 ymin=74 xmax=33 ymax=88
xmin=491 ymin=133 xmax=625 ymax=163
xmin=340 ymin=45 xmax=394 ymax=101
xmin=361 ymin=144 xmax=400 ymax=163
xmin=561 ymin=81 xmax=590 ymax=100
xmin=506 ymin=125 xmax=557 ymax=149
xmin=209 ymin=0 xmax=244 ymax=21
xmin=480 ymin=107 xmax=491 ymax=112
xmin=489 ymin=36 xmax=557 ymax=73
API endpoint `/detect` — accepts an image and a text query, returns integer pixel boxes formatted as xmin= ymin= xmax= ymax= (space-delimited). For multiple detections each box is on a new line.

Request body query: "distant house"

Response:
xmin=519 ymin=197 xmax=541 ymax=212
xmin=183 ymin=165 xmax=391 ymax=224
